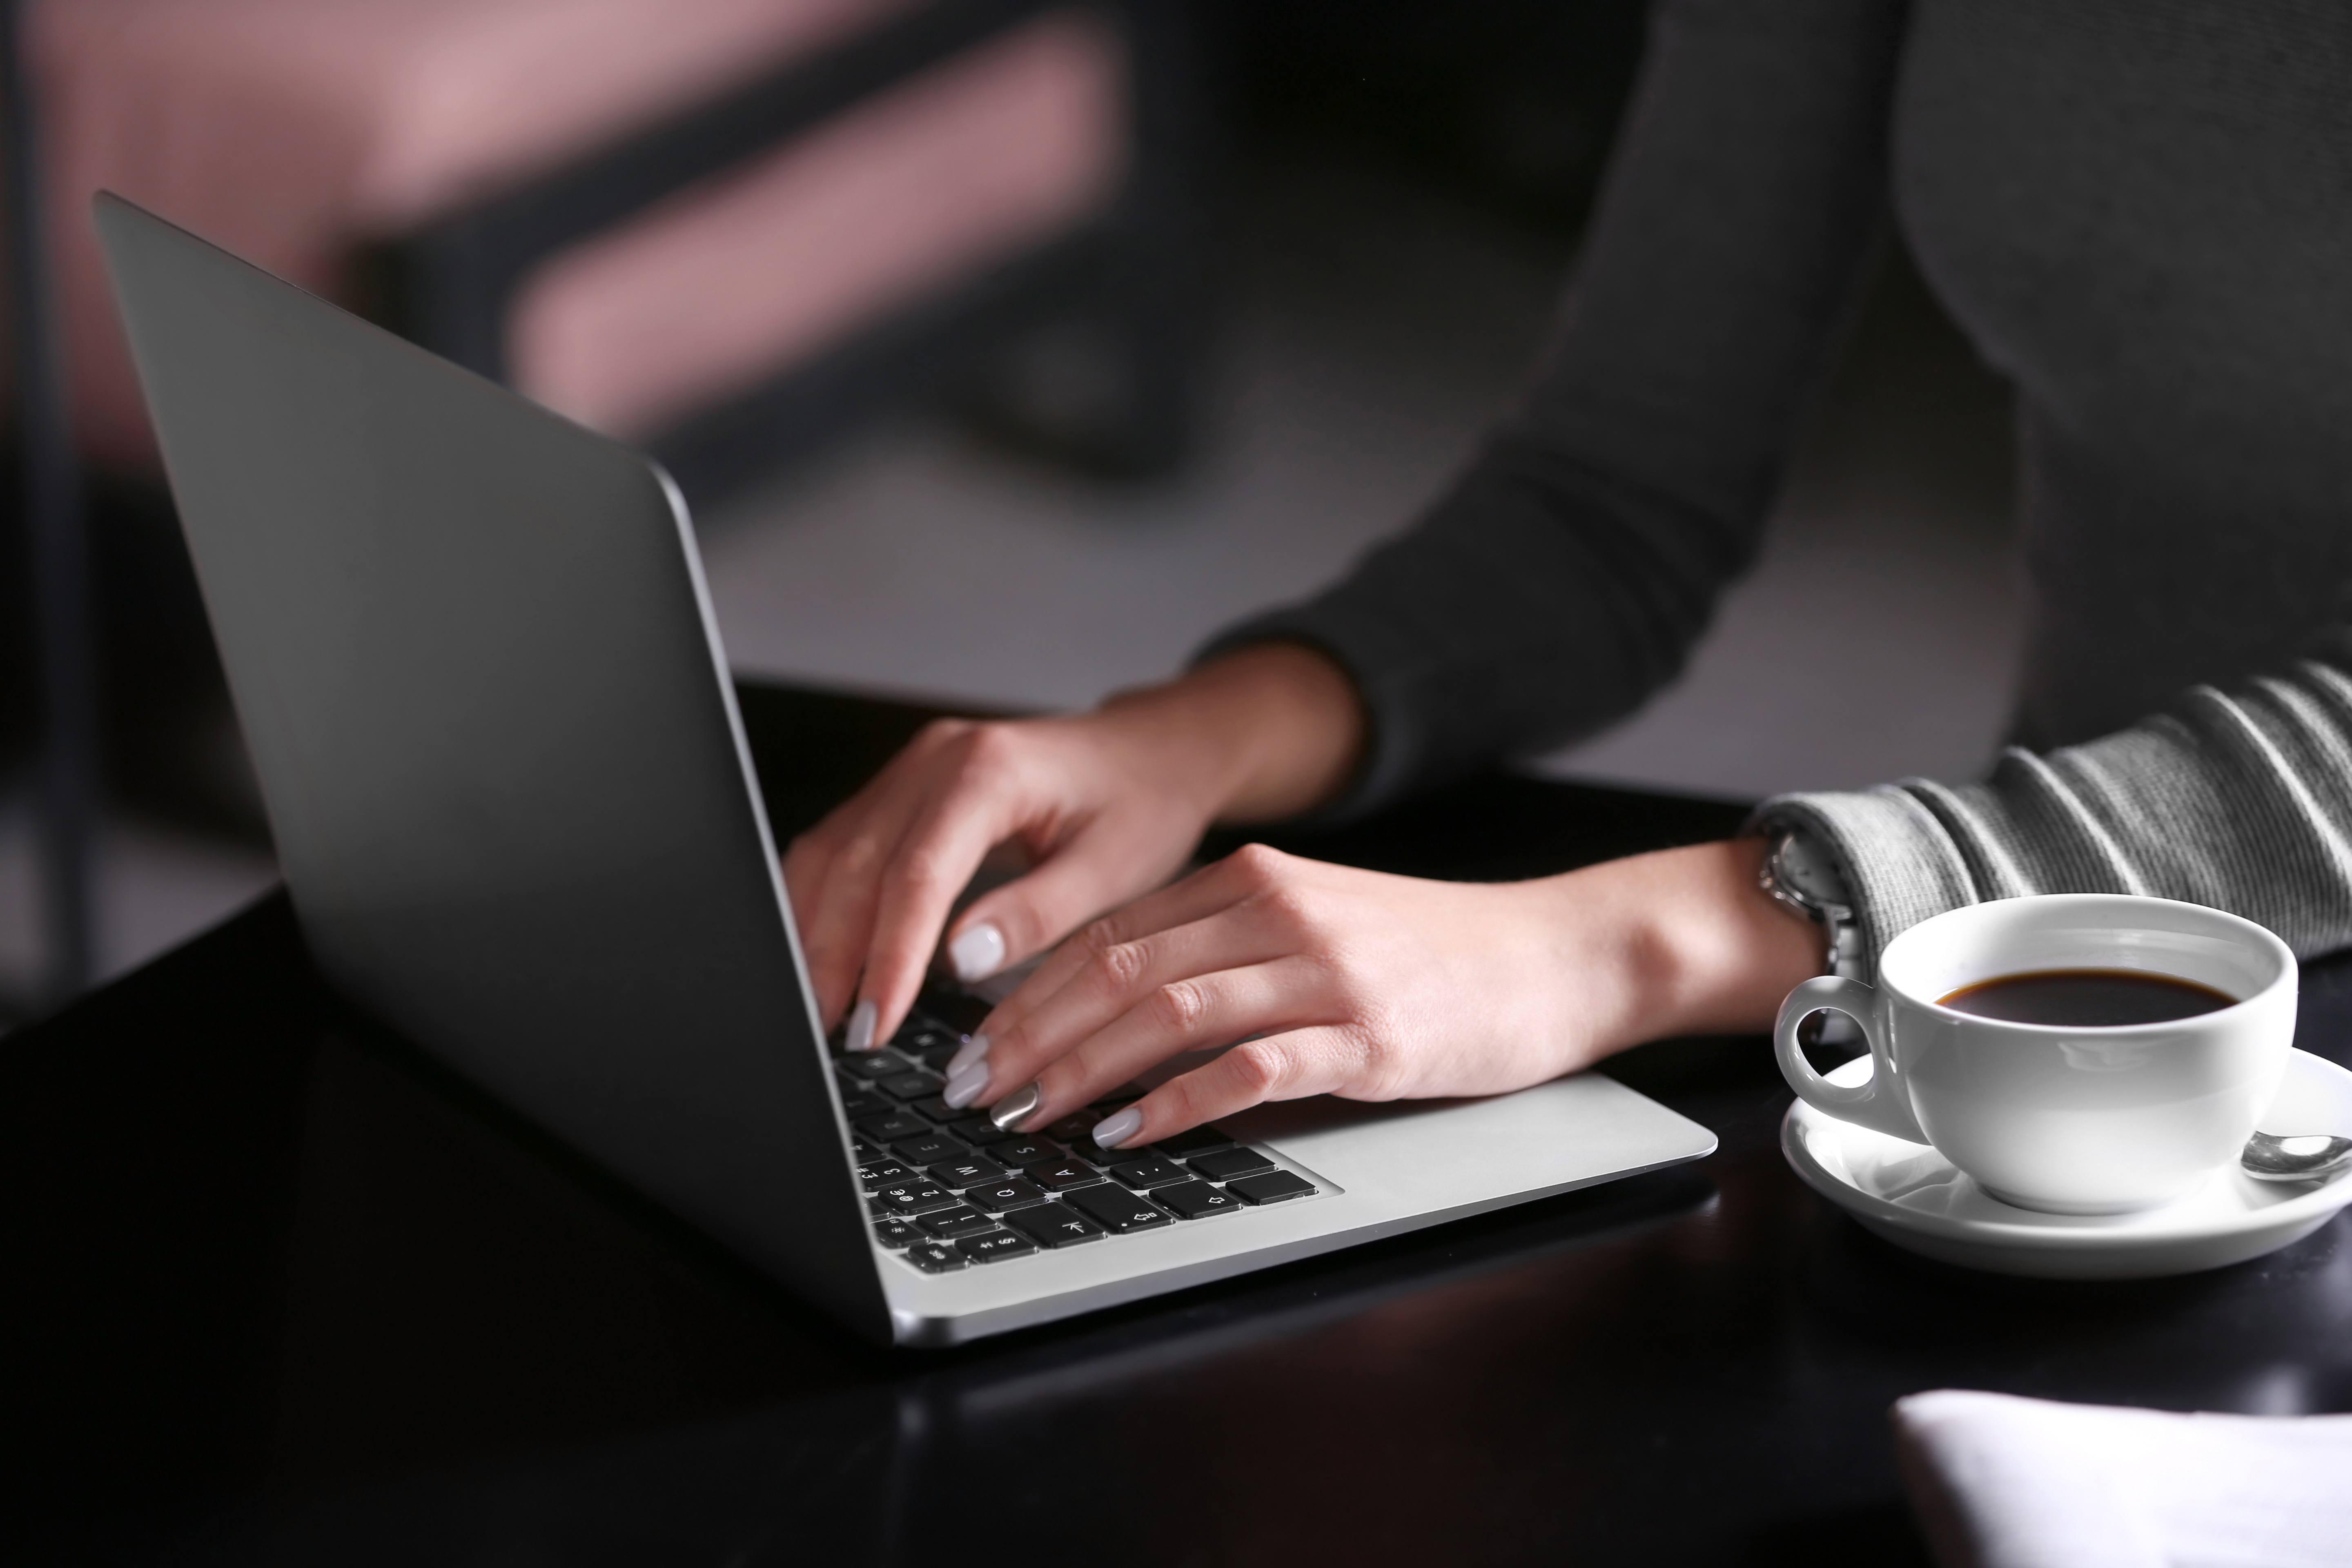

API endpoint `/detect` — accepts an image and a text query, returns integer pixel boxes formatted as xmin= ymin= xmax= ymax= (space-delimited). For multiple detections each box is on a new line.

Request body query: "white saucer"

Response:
xmin=1781 ymin=1048 xmax=2352 ymax=1279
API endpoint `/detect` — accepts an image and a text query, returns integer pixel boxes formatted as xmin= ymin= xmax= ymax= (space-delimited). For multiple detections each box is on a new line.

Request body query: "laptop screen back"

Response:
xmin=94 ymin=194 xmax=886 ymax=1340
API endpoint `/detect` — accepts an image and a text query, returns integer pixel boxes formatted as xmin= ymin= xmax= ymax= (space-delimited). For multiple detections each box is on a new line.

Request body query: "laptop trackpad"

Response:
xmin=1133 ymin=1053 xmax=1718 ymax=1209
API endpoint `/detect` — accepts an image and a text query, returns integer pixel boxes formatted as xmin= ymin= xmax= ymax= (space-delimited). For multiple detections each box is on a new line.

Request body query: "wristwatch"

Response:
xmin=1758 ymin=826 xmax=1863 ymax=980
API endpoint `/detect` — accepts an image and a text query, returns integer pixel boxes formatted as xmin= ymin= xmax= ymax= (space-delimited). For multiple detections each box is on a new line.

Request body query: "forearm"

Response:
xmin=1757 ymin=659 xmax=2352 ymax=971
xmin=1089 ymin=641 xmax=1365 ymax=824
xmin=1528 ymin=839 xmax=1826 ymax=1059
xmin=1187 ymin=1 xmax=1902 ymax=822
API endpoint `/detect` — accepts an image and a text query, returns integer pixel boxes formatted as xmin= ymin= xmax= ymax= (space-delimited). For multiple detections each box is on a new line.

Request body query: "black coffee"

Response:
xmin=1937 ymin=968 xmax=2236 ymax=1027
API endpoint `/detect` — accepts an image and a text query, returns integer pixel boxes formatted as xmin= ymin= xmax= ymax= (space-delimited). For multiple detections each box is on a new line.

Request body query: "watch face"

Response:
xmin=1775 ymin=832 xmax=1850 ymax=907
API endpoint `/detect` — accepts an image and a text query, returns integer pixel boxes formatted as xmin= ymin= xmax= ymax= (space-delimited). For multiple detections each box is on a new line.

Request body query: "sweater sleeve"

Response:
xmin=1200 ymin=0 xmax=1910 ymax=817
xmin=1753 ymin=653 xmax=2352 ymax=972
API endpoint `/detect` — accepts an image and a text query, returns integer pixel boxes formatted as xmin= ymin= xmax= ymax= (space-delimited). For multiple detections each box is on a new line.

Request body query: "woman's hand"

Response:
xmin=783 ymin=644 xmax=1363 ymax=1049
xmin=943 ymin=838 xmax=1824 ymax=1149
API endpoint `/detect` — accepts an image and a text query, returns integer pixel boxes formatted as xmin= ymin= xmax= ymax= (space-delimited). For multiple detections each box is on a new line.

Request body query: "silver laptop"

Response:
xmin=95 ymin=193 xmax=1715 ymax=1347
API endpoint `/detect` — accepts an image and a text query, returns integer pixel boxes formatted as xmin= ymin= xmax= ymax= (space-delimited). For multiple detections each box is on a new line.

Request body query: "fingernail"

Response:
xmin=989 ymin=1082 xmax=1042 ymax=1131
xmin=949 ymin=922 xmax=1007 ymax=983
xmin=1091 ymin=1107 xmax=1143 ymax=1150
xmin=844 ymin=998 xmax=877 ymax=1054
xmin=946 ymin=1031 xmax=991 ymax=1076
xmin=942 ymin=1059 xmax=991 ymax=1109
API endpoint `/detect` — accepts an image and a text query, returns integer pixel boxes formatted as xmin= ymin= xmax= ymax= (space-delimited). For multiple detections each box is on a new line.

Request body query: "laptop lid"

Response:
xmin=94 ymin=194 xmax=891 ymax=1342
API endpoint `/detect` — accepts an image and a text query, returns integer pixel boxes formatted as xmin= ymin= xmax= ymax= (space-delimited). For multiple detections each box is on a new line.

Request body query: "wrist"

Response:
xmin=1541 ymin=840 xmax=1826 ymax=1057
xmin=1093 ymin=643 xmax=1365 ymax=823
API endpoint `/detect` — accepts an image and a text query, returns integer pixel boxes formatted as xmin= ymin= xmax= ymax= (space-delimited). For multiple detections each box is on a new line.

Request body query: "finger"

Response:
xmin=944 ymin=810 xmax=1196 ymax=984
xmin=790 ymin=733 xmax=977 ymax=1029
xmin=998 ymin=955 xmax=1333 ymax=1132
xmin=968 ymin=907 xmax=1302 ymax=1111
xmin=853 ymin=780 xmax=1028 ymax=1050
xmin=788 ymin=831 xmax=872 ymax=1031
xmin=795 ymin=817 xmax=907 ymax=1033
xmin=982 ymin=844 xmax=1296 ymax=1042
xmin=1105 ymin=1027 xmax=1364 ymax=1148
xmin=782 ymin=830 xmax=845 ymax=995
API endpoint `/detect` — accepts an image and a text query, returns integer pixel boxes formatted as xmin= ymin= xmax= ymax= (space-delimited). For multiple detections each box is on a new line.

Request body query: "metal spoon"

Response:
xmin=2241 ymin=1131 xmax=2352 ymax=1183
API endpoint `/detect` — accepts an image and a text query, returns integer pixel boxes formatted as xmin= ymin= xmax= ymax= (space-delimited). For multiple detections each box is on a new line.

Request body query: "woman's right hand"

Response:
xmin=782 ymin=643 xmax=1364 ymax=1052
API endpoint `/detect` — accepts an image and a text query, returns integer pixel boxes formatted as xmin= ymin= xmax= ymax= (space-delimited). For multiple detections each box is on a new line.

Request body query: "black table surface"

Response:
xmin=10 ymin=683 xmax=2352 ymax=1567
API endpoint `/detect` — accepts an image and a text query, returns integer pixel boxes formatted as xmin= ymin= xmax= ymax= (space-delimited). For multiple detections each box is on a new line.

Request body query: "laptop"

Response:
xmin=94 ymin=193 xmax=1716 ymax=1347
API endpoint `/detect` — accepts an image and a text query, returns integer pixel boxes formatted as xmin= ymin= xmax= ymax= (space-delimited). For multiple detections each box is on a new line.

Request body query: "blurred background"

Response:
xmin=0 ymin=0 xmax=2019 ymax=1020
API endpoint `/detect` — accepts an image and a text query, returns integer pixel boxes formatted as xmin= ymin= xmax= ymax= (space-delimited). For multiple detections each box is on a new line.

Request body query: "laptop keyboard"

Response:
xmin=841 ymin=1008 xmax=1326 ymax=1274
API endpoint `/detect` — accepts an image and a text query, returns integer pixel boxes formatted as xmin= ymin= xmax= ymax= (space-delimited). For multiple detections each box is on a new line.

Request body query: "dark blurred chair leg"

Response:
xmin=1083 ymin=0 xmax=1214 ymax=475
xmin=3 ymin=0 xmax=98 ymax=1010
xmin=954 ymin=0 xmax=1211 ymax=478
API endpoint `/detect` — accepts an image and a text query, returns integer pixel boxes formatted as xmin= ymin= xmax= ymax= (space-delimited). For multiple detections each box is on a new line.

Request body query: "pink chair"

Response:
xmin=38 ymin=0 xmax=1207 ymax=499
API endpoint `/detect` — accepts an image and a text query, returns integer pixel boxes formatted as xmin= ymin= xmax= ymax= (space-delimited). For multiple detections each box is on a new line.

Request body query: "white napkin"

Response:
xmin=1893 ymin=1390 xmax=2352 ymax=1568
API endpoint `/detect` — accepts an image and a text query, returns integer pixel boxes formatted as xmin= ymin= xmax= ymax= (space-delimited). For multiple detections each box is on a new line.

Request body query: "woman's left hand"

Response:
xmin=943 ymin=837 xmax=1824 ymax=1150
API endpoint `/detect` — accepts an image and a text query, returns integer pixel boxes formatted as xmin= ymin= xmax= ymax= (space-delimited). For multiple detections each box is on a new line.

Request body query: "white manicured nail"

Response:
xmin=844 ymin=998 xmax=877 ymax=1053
xmin=946 ymin=1031 xmax=991 ymax=1076
xmin=1091 ymin=1107 xmax=1143 ymax=1150
xmin=942 ymin=1060 xmax=990 ymax=1109
xmin=949 ymin=922 xmax=1008 ymax=983
xmin=989 ymin=1082 xmax=1042 ymax=1131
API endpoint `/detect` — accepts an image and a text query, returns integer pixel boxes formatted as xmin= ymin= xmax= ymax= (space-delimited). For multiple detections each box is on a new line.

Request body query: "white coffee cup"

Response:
xmin=1774 ymin=894 xmax=2296 ymax=1214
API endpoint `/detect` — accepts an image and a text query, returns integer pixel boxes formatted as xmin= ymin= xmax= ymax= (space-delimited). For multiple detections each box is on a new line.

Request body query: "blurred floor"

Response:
xmin=0 ymin=138 xmax=2023 ymax=1004
xmin=703 ymin=140 xmax=2024 ymax=801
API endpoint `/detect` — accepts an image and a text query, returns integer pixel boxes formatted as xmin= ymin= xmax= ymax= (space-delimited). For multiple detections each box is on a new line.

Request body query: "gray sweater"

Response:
xmin=1210 ymin=0 xmax=2352 ymax=971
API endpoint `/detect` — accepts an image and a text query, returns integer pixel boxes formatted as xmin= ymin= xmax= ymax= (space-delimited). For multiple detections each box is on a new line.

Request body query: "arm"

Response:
xmin=960 ymin=648 xmax=2352 ymax=1146
xmin=947 ymin=836 xmax=1823 ymax=1146
xmin=793 ymin=0 xmax=1911 ymax=1045
xmin=1211 ymin=0 xmax=1909 ymax=814
xmin=1756 ymin=651 xmax=2352 ymax=970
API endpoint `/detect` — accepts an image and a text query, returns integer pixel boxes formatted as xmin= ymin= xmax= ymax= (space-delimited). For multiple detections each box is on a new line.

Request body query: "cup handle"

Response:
xmin=1773 ymin=975 xmax=1929 ymax=1144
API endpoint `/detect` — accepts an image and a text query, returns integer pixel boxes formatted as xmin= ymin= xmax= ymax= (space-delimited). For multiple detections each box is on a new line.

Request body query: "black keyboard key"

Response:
xmin=839 ymin=1051 xmax=913 ymax=1078
xmin=920 ymin=1205 xmax=1000 ymax=1240
xmin=840 ymin=1091 xmax=893 ymax=1121
xmin=964 ymin=1177 xmax=1051 ymax=1213
xmin=869 ymin=1181 xmax=964 ymax=1218
xmin=856 ymin=1111 xmax=930 ymax=1144
xmin=947 ymin=1116 xmax=1015 ymax=1146
xmin=903 ymin=1241 xmax=966 ymax=1272
xmin=1089 ymin=1084 xmax=1148 ymax=1109
xmin=1108 ymin=1156 xmax=1190 ymax=1189
xmin=906 ymin=1040 xmax=964 ymax=1072
xmin=1044 ymin=1112 xmax=1101 ymax=1145
xmin=1027 ymin=1159 xmax=1105 ymax=1192
xmin=1156 ymin=1180 xmax=1244 ymax=1220
xmin=893 ymin=1134 xmax=970 ymax=1168
xmin=1067 ymin=1183 xmax=1174 ymax=1234
xmin=911 ymin=1095 xmax=958 ymax=1122
xmin=856 ymin=1158 xmax=914 ymax=1189
xmin=1004 ymin=1203 xmax=1106 ymax=1249
xmin=879 ymin=1071 xmax=943 ymax=1100
xmin=1229 ymin=1170 xmax=1315 ymax=1205
xmin=872 ymin=1217 xmax=924 ymax=1248
xmin=1156 ymin=1124 xmax=1239 ymax=1156
xmin=1188 ymin=1146 xmax=1276 ymax=1182
xmin=916 ymin=993 xmax=990 ymax=1033
xmin=991 ymin=1136 xmax=1062 ymax=1167
xmin=958 ymin=1229 xmax=1037 ymax=1264
xmin=927 ymin=1154 xmax=1009 ymax=1190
